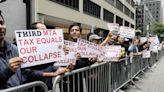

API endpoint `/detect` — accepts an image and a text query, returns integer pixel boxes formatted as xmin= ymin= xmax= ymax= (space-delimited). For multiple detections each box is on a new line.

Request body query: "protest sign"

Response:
xmin=107 ymin=23 xmax=119 ymax=32
xmin=120 ymin=26 xmax=135 ymax=38
xmin=54 ymin=40 xmax=77 ymax=66
xmin=15 ymin=29 xmax=65 ymax=68
xmin=142 ymin=50 xmax=151 ymax=58
xmin=77 ymin=39 xmax=104 ymax=58
xmin=149 ymin=35 xmax=160 ymax=51
xmin=140 ymin=37 xmax=148 ymax=44
xmin=103 ymin=45 xmax=122 ymax=61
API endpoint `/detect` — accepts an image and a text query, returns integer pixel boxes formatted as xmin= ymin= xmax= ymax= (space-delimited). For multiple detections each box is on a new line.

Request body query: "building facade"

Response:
xmin=143 ymin=0 xmax=162 ymax=23
xmin=0 ymin=0 xmax=136 ymax=41
xmin=29 ymin=0 xmax=136 ymax=38
xmin=136 ymin=1 xmax=156 ymax=36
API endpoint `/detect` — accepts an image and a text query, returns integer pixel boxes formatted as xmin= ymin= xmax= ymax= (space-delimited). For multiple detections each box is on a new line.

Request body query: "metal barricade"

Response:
xmin=52 ymin=51 xmax=164 ymax=92
xmin=111 ymin=58 xmax=131 ymax=92
xmin=0 ymin=81 xmax=48 ymax=92
xmin=52 ymin=62 xmax=111 ymax=92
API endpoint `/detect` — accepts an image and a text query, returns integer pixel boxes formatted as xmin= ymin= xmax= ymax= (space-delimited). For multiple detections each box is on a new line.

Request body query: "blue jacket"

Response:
xmin=0 ymin=41 xmax=58 ymax=89
xmin=0 ymin=41 xmax=18 ymax=89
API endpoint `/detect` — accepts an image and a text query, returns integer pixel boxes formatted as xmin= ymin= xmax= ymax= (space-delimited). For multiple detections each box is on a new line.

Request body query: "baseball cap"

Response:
xmin=89 ymin=34 xmax=102 ymax=41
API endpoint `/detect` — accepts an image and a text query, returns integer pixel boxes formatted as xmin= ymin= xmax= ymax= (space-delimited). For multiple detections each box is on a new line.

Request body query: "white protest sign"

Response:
xmin=54 ymin=40 xmax=77 ymax=66
xmin=103 ymin=45 xmax=122 ymax=61
xmin=149 ymin=35 xmax=160 ymax=51
xmin=107 ymin=23 xmax=119 ymax=32
xmin=15 ymin=29 xmax=65 ymax=68
xmin=140 ymin=37 xmax=147 ymax=44
xmin=142 ymin=50 xmax=151 ymax=58
xmin=120 ymin=26 xmax=135 ymax=38
xmin=77 ymin=39 xmax=103 ymax=58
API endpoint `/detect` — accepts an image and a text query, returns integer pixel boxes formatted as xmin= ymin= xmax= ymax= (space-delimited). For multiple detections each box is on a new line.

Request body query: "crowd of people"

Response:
xmin=0 ymin=10 xmax=163 ymax=92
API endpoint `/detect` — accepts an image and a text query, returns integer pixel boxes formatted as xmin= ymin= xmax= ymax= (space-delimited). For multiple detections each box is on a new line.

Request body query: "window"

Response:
xmin=125 ymin=6 xmax=130 ymax=16
xmin=131 ymin=12 xmax=135 ymax=20
xmin=103 ymin=9 xmax=114 ymax=23
xmin=125 ymin=21 xmax=129 ymax=26
xmin=149 ymin=3 xmax=151 ymax=6
xmin=50 ymin=0 xmax=79 ymax=10
xmin=83 ymin=0 xmax=101 ymax=18
xmin=116 ymin=0 xmax=123 ymax=12
xmin=116 ymin=16 xmax=123 ymax=26
xmin=131 ymin=24 xmax=134 ymax=28
xmin=105 ymin=0 xmax=114 ymax=6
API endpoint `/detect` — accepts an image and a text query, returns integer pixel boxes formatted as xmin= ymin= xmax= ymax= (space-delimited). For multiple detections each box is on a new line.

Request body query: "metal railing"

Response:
xmin=1 ymin=81 xmax=48 ymax=92
xmin=52 ymin=49 xmax=164 ymax=92
xmin=52 ymin=62 xmax=111 ymax=92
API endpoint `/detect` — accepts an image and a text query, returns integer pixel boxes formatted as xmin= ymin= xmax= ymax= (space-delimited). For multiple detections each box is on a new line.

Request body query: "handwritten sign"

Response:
xmin=103 ymin=45 xmax=121 ymax=61
xmin=149 ymin=35 xmax=160 ymax=51
xmin=77 ymin=39 xmax=104 ymax=58
xmin=15 ymin=29 xmax=65 ymax=68
xmin=142 ymin=50 xmax=151 ymax=58
xmin=120 ymin=26 xmax=135 ymax=38
xmin=107 ymin=23 xmax=119 ymax=32
xmin=54 ymin=40 xmax=77 ymax=66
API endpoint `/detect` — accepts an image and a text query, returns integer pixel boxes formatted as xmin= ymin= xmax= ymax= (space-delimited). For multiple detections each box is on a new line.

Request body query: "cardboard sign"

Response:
xmin=107 ymin=23 xmax=119 ymax=32
xmin=103 ymin=45 xmax=122 ymax=61
xmin=15 ymin=29 xmax=65 ymax=68
xmin=54 ymin=40 xmax=77 ymax=66
xmin=77 ymin=39 xmax=104 ymax=58
xmin=142 ymin=50 xmax=151 ymax=58
xmin=120 ymin=26 xmax=135 ymax=38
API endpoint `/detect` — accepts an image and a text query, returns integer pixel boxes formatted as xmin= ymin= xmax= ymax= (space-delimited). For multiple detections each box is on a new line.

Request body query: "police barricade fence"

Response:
xmin=111 ymin=49 xmax=164 ymax=92
xmin=52 ymin=50 xmax=163 ymax=92
xmin=52 ymin=62 xmax=111 ymax=92
xmin=0 ymin=81 xmax=48 ymax=92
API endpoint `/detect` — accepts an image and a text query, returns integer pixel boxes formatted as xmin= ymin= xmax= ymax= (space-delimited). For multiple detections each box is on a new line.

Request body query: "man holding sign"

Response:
xmin=0 ymin=12 xmax=23 ymax=89
xmin=6 ymin=22 xmax=72 ymax=90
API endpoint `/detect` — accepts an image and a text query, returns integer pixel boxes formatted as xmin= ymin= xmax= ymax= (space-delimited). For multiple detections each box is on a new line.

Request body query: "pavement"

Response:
xmin=125 ymin=56 xmax=164 ymax=92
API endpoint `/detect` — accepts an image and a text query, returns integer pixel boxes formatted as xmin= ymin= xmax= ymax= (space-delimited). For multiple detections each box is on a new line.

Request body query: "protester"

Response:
xmin=68 ymin=23 xmax=82 ymax=42
xmin=0 ymin=11 xmax=23 ymax=89
xmin=88 ymin=33 xmax=102 ymax=44
xmin=128 ymin=38 xmax=142 ymax=56
xmin=5 ymin=22 xmax=72 ymax=91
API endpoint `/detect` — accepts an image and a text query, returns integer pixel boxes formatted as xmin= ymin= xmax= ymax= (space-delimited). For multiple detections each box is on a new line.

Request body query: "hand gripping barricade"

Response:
xmin=52 ymin=62 xmax=111 ymax=92
xmin=0 ymin=81 xmax=48 ymax=92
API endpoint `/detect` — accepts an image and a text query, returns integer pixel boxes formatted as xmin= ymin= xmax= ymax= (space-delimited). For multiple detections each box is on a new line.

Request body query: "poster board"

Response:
xmin=15 ymin=29 xmax=65 ymax=68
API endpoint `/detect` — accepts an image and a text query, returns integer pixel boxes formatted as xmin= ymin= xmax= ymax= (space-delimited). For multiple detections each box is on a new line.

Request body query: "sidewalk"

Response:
xmin=126 ymin=56 xmax=164 ymax=92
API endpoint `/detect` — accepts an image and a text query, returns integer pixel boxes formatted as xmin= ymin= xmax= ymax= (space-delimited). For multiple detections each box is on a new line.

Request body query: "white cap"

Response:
xmin=89 ymin=34 xmax=102 ymax=41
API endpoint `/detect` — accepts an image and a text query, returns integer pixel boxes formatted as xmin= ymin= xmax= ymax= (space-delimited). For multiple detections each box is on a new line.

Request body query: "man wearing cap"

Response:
xmin=89 ymin=34 xmax=102 ymax=44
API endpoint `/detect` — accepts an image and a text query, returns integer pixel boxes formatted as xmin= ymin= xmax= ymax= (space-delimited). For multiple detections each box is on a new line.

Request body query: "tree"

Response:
xmin=153 ymin=23 xmax=164 ymax=36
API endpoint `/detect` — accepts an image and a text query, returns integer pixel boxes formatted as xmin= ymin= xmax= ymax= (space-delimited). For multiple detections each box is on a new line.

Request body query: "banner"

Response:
xmin=103 ymin=45 xmax=122 ymax=61
xmin=54 ymin=40 xmax=77 ymax=66
xmin=120 ymin=26 xmax=135 ymax=38
xmin=15 ymin=29 xmax=65 ymax=68
xmin=77 ymin=39 xmax=104 ymax=58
